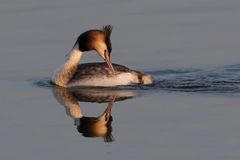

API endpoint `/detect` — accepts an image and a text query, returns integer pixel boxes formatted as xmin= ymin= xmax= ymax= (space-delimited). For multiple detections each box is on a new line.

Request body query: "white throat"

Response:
xmin=52 ymin=49 xmax=83 ymax=87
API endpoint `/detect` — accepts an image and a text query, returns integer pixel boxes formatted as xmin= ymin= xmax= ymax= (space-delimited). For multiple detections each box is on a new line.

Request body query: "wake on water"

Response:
xmin=34 ymin=64 xmax=240 ymax=94
xmin=150 ymin=64 xmax=240 ymax=94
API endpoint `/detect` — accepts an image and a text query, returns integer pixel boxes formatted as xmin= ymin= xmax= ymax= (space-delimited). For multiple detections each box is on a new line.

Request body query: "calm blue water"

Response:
xmin=1 ymin=0 xmax=240 ymax=160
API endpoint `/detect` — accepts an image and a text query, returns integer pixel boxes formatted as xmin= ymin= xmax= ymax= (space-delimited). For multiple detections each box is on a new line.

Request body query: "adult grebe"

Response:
xmin=52 ymin=25 xmax=154 ymax=87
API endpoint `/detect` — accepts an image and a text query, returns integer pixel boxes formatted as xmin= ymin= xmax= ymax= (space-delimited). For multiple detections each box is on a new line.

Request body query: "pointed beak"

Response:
xmin=104 ymin=51 xmax=115 ymax=74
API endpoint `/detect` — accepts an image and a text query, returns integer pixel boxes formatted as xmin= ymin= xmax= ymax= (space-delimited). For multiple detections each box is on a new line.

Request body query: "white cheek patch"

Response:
xmin=95 ymin=42 xmax=108 ymax=59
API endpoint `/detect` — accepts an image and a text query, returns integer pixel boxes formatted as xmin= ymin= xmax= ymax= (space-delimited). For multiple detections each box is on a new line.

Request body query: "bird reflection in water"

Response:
xmin=52 ymin=86 xmax=135 ymax=142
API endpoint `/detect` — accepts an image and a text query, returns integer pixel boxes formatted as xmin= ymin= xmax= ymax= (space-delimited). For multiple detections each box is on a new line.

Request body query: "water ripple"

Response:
xmin=150 ymin=64 xmax=240 ymax=93
xmin=34 ymin=65 xmax=240 ymax=94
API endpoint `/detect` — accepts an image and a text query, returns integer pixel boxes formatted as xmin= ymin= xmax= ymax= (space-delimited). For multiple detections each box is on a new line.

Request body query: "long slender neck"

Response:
xmin=52 ymin=49 xmax=83 ymax=87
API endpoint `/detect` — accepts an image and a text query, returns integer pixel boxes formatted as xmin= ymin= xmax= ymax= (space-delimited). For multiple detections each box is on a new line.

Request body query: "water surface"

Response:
xmin=1 ymin=0 xmax=240 ymax=160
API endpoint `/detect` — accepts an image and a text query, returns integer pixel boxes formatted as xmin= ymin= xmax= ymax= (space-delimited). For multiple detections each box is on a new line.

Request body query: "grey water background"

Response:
xmin=1 ymin=0 xmax=240 ymax=159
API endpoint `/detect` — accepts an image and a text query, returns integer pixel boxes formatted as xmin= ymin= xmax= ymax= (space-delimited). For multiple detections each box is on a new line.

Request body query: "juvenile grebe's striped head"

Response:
xmin=73 ymin=25 xmax=115 ymax=73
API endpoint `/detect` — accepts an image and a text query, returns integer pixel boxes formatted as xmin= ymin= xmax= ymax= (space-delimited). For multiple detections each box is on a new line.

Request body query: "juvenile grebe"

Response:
xmin=52 ymin=25 xmax=154 ymax=87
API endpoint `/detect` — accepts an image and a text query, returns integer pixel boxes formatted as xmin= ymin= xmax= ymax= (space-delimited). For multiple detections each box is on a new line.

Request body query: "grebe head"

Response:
xmin=73 ymin=25 xmax=115 ymax=73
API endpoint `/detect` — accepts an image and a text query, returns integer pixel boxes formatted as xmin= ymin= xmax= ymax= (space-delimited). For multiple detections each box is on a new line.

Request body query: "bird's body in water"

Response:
xmin=52 ymin=25 xmax=154 ymax=87
xmin=68 ymin=62 xmax=153 ymax=87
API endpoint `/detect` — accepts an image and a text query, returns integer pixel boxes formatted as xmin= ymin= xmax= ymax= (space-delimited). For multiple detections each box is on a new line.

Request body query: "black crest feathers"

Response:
xmin=102 ymin=25 xmax=113 ymax=53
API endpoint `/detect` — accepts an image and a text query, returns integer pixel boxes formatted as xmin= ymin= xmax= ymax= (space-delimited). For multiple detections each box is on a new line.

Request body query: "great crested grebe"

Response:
xmin=52 ymin=25 xmax=154 ymax=87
